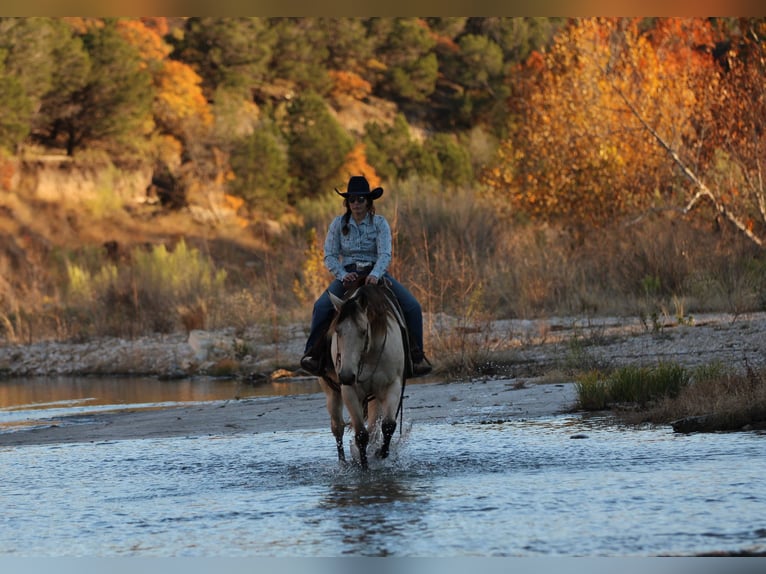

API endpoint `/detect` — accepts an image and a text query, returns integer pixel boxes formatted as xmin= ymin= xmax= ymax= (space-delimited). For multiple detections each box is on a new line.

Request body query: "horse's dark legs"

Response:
xmin=355 ymin=427 xmax=370 ymax=469
xmin=333 ymin=425 xmax=346 ymax=462
xmin=341 ymin=385 xmax=371 ymax=469
xmin=376 ymin=419 xmax=397 ymax=459
xmin=322 ymin=383 xmax=346 ymax=463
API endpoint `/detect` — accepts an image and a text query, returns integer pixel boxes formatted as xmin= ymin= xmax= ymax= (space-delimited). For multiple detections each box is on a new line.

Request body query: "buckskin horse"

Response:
xmin=318 ymin=283 xmax=407 ymax=469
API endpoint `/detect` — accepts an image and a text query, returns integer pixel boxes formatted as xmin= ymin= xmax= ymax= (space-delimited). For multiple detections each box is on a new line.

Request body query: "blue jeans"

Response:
xmin=304 ymin=273 xmax=425 ymax=359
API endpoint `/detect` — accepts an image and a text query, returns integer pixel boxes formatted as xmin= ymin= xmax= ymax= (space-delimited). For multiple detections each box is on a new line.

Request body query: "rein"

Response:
xmin=357 ymin=328 xmax=387 ymax=383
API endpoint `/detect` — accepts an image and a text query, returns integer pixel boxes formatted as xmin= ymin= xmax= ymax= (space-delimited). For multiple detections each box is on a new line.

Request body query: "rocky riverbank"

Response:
xmin=1 ymin=311 xmax=764 ymax=380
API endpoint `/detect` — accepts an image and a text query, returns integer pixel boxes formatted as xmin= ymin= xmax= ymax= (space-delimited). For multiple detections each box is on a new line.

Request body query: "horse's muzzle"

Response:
xmin=338 ymin=372 xmax=356 ymax=386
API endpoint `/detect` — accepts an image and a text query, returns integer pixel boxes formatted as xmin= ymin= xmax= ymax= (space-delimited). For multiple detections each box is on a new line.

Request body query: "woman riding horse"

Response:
xmin=300 ymin=175 xmax=432 ymax=378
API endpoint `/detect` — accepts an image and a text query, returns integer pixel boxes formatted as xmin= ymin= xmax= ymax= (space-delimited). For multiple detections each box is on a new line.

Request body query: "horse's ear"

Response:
xmin=329 ymin=292 xmax=344 ymax=311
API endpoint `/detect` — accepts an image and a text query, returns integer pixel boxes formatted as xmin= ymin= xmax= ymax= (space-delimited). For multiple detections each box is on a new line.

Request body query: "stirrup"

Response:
xmin=411 ymin=354 xmax=433 ymax=377
xmin=300 ymin=354 xmax=321 ymax=375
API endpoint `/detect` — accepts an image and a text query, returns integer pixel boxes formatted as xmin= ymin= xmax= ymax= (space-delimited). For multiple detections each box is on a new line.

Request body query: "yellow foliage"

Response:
xmin=293 ymin=228 xmax=331 ymax=306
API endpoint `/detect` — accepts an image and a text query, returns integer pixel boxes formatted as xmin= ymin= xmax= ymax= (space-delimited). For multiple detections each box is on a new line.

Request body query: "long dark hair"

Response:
xmin=341 ymin=198 xmax=376 ymax=235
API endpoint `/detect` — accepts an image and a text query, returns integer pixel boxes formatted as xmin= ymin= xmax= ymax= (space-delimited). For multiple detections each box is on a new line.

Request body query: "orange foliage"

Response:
xmin=155 ymin=60 xmax=213 ymax=129
xmin=223 ymin=193 xmax=245 ymax=212
xmin=483 ymin=18 xmax=718 ymax=229
xmin=0 ymin=155 xmax=15 ymax=192
xmin=329 ymin=70 xmax=372 ymax=101
xmin=62 ymin=17 xmax=102 ymax=34
xmin=139 ymin=17 xmax=169 ymax=37
xmin=223 ymin=194 xmax=250 ymax=228
xmin=116 ymin=18 xmax=171 ymax=62
xmin=695 ymin=18 xmax=766 ymax=240
xmin=109 ymin=18 xmax=213 ymax=137
xmin=336 ymin=143 xmax=381 ymax=189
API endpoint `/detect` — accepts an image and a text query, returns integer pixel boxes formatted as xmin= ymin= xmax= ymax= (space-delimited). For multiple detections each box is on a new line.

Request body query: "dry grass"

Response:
xmin=2 ymin=178 xmax=766 ymax=349
xmin=3 ymin=173 xmax=763 ymax=430
xmin=388 ymin=182 xmax=766 ymax=323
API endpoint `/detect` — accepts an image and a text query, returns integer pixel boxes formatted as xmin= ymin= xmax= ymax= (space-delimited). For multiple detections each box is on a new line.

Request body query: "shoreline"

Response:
xmin=0 ymin=378 xmax=578 ymax=447
xmin=2 ymin=310 xmax=765 ymax=447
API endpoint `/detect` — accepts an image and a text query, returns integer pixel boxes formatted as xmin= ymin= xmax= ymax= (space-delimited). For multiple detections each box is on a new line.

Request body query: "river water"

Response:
xmin=1 ymin=377 xmax=765 ymax=557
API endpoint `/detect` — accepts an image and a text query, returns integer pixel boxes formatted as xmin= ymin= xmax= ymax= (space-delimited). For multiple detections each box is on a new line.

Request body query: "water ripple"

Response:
xmin=1 ymin=418 xmax=764 ymax=557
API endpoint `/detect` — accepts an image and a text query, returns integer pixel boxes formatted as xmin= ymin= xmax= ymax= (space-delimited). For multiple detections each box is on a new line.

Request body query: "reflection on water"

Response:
xmin=321 ymin=470 xmax=427 ymax=557
xmin=0 ymin=376 xmax=321 ymax=429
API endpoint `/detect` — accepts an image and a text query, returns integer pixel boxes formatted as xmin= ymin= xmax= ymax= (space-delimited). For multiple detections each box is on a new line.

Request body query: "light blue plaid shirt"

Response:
xmin=324 ymin=213 xmax=392 ymax=280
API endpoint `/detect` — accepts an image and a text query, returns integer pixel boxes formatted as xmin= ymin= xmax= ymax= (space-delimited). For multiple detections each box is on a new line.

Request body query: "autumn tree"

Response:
xmin=336 ymin=142 xmax=380 ymax=187
xmin=483 ymin=18 xmax=716 ymax=232
xmin=675 ymin=17 xmax=766 ymax=246
xmin=116 ymin=19 xmax=212 ymax=146
xmin=565 ymin=17 xmax=766 ymax=247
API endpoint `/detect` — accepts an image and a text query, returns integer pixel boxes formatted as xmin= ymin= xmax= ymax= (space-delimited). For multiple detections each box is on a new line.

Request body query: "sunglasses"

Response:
xmin=347 ymin=195 xmax=367 ymax=204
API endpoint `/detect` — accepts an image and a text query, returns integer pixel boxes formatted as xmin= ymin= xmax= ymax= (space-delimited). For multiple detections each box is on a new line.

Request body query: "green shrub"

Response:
xmin=575 ymin=370 xmax=611 ymax=410
xmin=228 ymin=119 xmax=292 ymax=215
xmin=576 ymin=362 xmax=690 ymax=410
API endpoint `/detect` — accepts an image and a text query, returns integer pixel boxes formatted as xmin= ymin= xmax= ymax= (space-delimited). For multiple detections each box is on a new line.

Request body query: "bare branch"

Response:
xmin=605 ymin=71 xmax=764 ymax=247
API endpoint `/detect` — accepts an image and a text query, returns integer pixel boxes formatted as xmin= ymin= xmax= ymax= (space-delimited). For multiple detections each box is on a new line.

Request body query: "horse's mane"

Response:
xmin=330 ymin=284 xmax=391 ymax=340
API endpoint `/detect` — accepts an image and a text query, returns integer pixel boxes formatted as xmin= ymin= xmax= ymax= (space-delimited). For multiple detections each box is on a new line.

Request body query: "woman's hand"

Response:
xmin=365 ymin=275 xmax=379 ymax=285
xmin=342 ymin=272 xmax=358 ymax=286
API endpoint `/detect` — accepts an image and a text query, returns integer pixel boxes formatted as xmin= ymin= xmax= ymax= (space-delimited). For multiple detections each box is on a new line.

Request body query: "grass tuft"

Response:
xmin=575 ymin=362 xmax=690 ymax=411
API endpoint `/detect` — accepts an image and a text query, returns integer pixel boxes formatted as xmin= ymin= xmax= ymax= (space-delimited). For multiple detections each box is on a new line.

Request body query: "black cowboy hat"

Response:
xmin=334 ymin=175 xmax=384 ymax=201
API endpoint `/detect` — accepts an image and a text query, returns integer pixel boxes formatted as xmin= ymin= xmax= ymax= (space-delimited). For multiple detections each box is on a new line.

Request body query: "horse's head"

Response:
xmin=329 ymin=285 xmax=390 ymax=386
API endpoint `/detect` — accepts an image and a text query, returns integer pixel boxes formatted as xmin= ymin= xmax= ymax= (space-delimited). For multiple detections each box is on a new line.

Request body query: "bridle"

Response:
xmin=335 ymin=318 xmax=388 ymax=385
